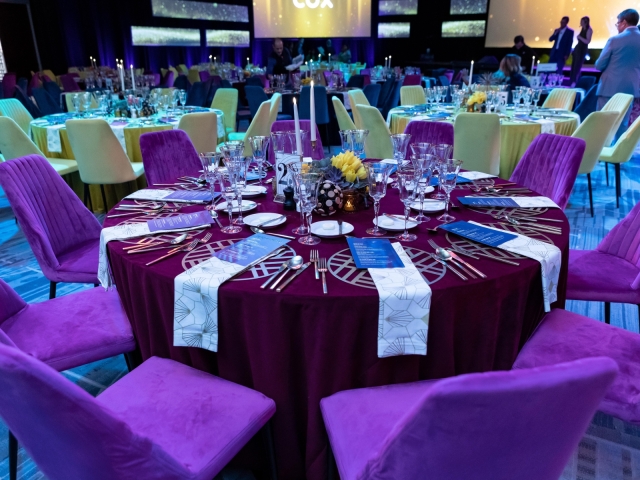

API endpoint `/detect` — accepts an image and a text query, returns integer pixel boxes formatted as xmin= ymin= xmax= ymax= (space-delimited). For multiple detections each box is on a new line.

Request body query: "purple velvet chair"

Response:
xmin=509 ymin=133 xmax=586 ymax=210
xmin=566 ymin=200 xmax=640 ymax=326
xmin=140 ymin=130 xmax=202 ymax=186
xmin=159 ymin=70 xmax=175 ymax=88
xmin=2 ymin=72 xmax=17 ymax=98
xmin=514 ymin=308 xmax=640 ymax=425
xmin=0 ymin=343 xmax=277 ymax=480
xmin=59 ymin=74 xmax=80 ymax=92
xmin=151 ymin=73 xmax=161 ymax=86
xmin=199 ymin=70 xmax=210 ymax=82
xmin=0 ymin=155 xmax=101 ymax=298
xmin=321 ymin=358 xmax=617 ymax=480
xmin=402 ymin=74 xmax=422 ymax=86
xmin=403 ymin=120 xmax=454 ymax=156
xmin=269 ymin=119 xmax=325 ymax=162
xmin=211 ymin=75 xmax=222 ymax=86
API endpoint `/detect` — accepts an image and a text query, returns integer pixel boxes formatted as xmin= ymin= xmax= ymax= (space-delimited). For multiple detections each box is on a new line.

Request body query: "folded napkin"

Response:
xmin=46 ymin=124 xmax=66 ymax=153
xmin=109 ymin=124 xmax=128 ymax=153
xmin=458 ymin=196 xmax=560 ymax=208
xmin=369 ymin=243 xmax=432 ymax=358
xmin=458 ymin=171 xmax=497 ymax=181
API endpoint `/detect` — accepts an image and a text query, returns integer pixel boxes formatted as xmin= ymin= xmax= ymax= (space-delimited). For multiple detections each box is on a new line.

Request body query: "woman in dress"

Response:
xmin=570 ymin=17 xmax=593 ymax=86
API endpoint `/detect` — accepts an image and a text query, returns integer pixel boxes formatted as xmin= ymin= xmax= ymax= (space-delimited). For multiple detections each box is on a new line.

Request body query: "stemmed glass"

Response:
xmin=390 ymin=133 xmax=411 ymax=162
xmin=425 ymin=88 xmax=436 ymax=109
xmin=220 ymin=142 xmax=247 ymax=225
xmin=365 ymin=162 xmax=393 ymax=236
xmin=349 ymin=130 xmax=369 ymax=159
xmin=297 ymin=173 xmax=321 ymax=245
xmin=199 ymin=152 xmax=222 ymax=211
xmin=439 ymin=86 xmax=448 ymax=104
xmin=512 ymin=89 xmax=523 ymax=110
xmin=72 ymin=93 xmax=81 ymax=114
xmin=271 ymin=131 xmax=287 ymax=161
xmin=410 ymin=143 xmax=433 ymax=156
xmin=431 ymin=143 xmax=452 ymax=200
xmin=411 ymin=153 xmax=436 ymax=223
xmin=339 ymin=129 xmax=353 ymax=153
xmin=98 ymin=94 xmax=108 ymax=115
xmin=171 ymin=90 xmax=179 ymax=113
xmin=83 ymin=92 xmax=92 ymax=114
xmin=532 ymin=89 xmax=542 ymax=112
xmin=178 ymin=89 xmax=187 ymax=111
xmin=522 ymin=88 xmax=532 ymax=111
xmin=396 ymin=171 xmax=419 ymax=242
xmin=437 ymin=159 xmax=463 ymax=223
xmin=219 ymin=165 xmax=243 ymax=234
xmin=249 ymin=136 xmax=270 ymax=185
xmin=285 ymin=161 xmax=309 ymax=235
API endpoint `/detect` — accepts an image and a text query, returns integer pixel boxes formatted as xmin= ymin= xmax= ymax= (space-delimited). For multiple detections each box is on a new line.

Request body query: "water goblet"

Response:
xmin=437 ymin=159 xmax=463 ymax=223
xmin=396 ymin=171 xmax=419 ymax=242
xmin=365 ymin=162 xmax=393 ymax=236
xmin=431 ymin=143 xmax=452 ymax=200
xmin=410 ymin=142 xmax=433 ymax=156
xmin=410 ymin=153 xmax=436 ymax=223
xmin=249 ymin=136 xmax=270 ymax=185
xmin=349 ymin=129 xmax=369 ymax=159
xmin=178 ymin=89 xmax=187 ymax=111
xmin=199 ymin=152 xmax=222 ymax=210
xmin=83 ymin=92 xmax=92 ymax=113
xmin=297 ymin=173 xmax=322 ymax=245
xmin=219 ymin=170 xmax=243 ymax=234
xmin=390 ymin=133 xmax=411 ymax=162
xmin=532 ymin=89 xmax=542 ymax=112
xmin=439 ymin=85 xmax=449 ymax=103
xmin=339 ymin=129 xmax=353 ymax=153
xmin=271 ymin=131 xmax=287 ymax=159
xmin=72 ymin=93 xmax=81 ymax=114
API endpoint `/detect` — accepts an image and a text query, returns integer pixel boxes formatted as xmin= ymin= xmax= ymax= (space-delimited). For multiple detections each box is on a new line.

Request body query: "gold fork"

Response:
xmin=318 ymin=258 xmax=328 ymax=295
xmin=145 ymin=233 xmax=212 ymax=266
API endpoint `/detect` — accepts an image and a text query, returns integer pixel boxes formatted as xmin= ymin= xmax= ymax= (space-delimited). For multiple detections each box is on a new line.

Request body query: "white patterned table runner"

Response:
xmin=369 ymin=243 xmax=432 ymax=358
xmin=46 ymin=124 xmax=66 ymax=153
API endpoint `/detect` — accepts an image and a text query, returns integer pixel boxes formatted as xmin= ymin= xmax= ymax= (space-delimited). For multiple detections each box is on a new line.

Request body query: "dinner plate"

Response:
xmin=410 ymin=199 xmax=446 ymax=212
xmin=214 ymin=200 xmax=258 ymax=213
xmin=374 ymin=216 xmax=419 ymax=231
xmin=243 ymin=213 xmax=286 ymax=228
xmin=241 ymin=185 xmax=267 ymax=197
xmin=310 ymin=220 xmax=354 ymax=237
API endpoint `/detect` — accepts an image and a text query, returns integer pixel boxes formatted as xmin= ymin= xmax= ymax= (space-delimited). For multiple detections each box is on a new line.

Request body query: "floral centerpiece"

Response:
xmin=322 ymin=151 xmax=369 ymax=212
xmin=301 ymin=77 xmax=313 ymax=86
xmin=467 ymin=91 xmax=487 ymax=112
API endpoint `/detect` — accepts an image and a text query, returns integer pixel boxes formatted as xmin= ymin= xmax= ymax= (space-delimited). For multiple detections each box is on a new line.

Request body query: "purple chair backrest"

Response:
xmin=211 ymin=75 xmax=222 ymax=86
xmin=403 ymin=74 xmax=422 ymax=86
xmin=0 ymin=156 xmax=101 ymax=280
xmin=404 ymin=121 xmax=454 ymax=156
xmin=160 ymin=71 xmax=175 ymax=88
xmin=0 ymin=343 xmax=187 ymax=479
xmin=199 ymin=71 xmax=211 ymax=82
xmin=509 ymin=134 xmax=585 ymax=210
xmin=359 ymin=358 xmax=617 ymax=480
xmin=151 ymin=73 xmax=161 ymax=86
xmin=27 ymin=73 xmax=42 ymax=96
xmin=0 ymin=278 xmax=27 ymax=326
xmin=323 ymin=71 xmax=332 ymax=82
xmin=268 ymin=120 xmax=324 ymax=161
xmin=597 ymin=200 xmax=640 ymax=278
xmin=140 ymin=130 xmax=202 ymax=186
xmin=2 ymin=73 xmax=17 ymax=98
xmin=59 ymin=74 xmax=80 ymax=92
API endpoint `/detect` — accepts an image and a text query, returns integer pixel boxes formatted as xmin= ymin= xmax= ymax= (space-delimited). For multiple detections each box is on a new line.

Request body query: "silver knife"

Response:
xmin=277 ymin=262 xmax=311 ymax=292
xmin=258 ymin=215 xmax=286 ymax=228
xmin=221 ymin=247 xmax=287 ymax=285
xmin=447 ymin=249 xmax=487 ymax=278
xmin=261 ymin=262 xmax=288 ymax=289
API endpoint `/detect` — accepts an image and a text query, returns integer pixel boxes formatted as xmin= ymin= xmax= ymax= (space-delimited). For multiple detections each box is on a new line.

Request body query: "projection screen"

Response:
xmin=486 ymin=0 xmax=629 ymax=49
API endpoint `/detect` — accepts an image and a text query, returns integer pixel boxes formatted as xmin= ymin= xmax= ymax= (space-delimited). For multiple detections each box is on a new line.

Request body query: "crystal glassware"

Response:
xmin=285 ymin=160 xmax=309 ymax=235
xmin=410 ymin=142 xmax=433 ymax=156
xmin=72 ymin=93 xmax=81 ymax=114
xmin=349 ymin=129 xmax=369 ymax=159
xmin=339 ymin=129 xmax=353 ymax=153
xmin=365 ymin=162 xmax=393 ymax=236
xmin=297 ymin=173 xmax=321 ymax=245
xmin=83 ymin=92 xmax=92 ymax=113
xmin=178 ymin=89 xmax=187 ymax=111
xmin=199 ymin=152 xmax=222 ymax=211
xmin=249 ymin=136 xmax=270 ymax=185
xmin=271 ymin=131 xmax=287 ymax=159
xmin=396 ymin=171 xmax=419 ymax=242
xmin=390 ymin=133 xmax=411 ymax=162
xmin=410 ymin=153 xmax=435 ymax=223
xmin=220 ymin=164 xmax=243 ymax=234
xmin=431 ymin=144 xmax=452 ymax=200
xmin=532 ymin=89 xmax=542 ymax=112
xmin=220 ymin=144 xmax=248 ymax=225
xmin=437 ymin=159 xmax=463 ymax=223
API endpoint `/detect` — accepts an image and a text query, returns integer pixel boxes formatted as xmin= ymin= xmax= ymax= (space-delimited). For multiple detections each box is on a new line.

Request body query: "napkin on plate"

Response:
xmin=368 ymin=243 xmax=432 ymax=358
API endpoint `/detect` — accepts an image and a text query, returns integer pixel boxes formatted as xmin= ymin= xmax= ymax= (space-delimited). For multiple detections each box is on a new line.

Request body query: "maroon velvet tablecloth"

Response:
xmin=105 ymin=172 xmax=569 ymax=480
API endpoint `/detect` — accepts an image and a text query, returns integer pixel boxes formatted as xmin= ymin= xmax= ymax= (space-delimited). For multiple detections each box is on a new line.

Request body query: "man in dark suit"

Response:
xmin=510 ymin=35 xmax=536 ymax=73
xmin=549 ymin=17 xmax=574 ymax=75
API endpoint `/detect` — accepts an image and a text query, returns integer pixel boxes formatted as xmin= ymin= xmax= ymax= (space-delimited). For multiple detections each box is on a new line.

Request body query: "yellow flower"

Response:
xmin=345 ymin=171 xmax=357 ymax=183
xmin=356 ymin=166 xmax=367 ymax=180
xmin=467 ymin=91 xmax=487 ymax=106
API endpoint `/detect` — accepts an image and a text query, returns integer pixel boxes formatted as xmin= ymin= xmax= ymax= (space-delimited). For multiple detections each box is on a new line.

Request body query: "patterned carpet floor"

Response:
xmin=1 ymin=148 xmax=640 ymax=479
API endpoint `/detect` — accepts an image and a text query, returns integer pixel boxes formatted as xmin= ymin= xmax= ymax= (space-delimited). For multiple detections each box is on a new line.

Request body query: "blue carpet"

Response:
xmin=2 ymin=149 xmax=640 ymax=478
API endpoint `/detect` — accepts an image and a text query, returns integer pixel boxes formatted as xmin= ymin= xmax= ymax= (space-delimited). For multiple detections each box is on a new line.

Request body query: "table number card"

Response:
xmin=274 ymin=153 xmax=302 ymax=203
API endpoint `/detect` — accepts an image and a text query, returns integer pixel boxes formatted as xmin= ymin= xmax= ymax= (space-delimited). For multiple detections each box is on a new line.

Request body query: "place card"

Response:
xmin=347 ymin=238 xmax=404 ymax=269
xmin=458 ymin=196 xmax=560 ymax=208
xmin=147 ymin=211 xmax=213 ymax=233
xmin=439 ymin=221 xmax=517 ymax=247
xmin=213 ymin=233 xmax=289 ymax=266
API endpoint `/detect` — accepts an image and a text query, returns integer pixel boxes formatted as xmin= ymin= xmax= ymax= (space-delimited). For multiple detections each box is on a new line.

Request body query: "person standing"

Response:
xmin=549 ymin=17 xmax=574 ymax=75
xmin=510 ymin=36 xmax=536 ymax=73
xmin=595 ymin=9 xmax=640 ymax=127
xmin=570 ymin=17 xmax=593 ymax=86
xmin=267 ymin=38 xmax=293 ymax=76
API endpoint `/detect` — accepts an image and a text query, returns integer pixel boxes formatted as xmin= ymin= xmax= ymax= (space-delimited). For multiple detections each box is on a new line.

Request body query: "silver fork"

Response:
xmin=318 ymin=258 xmax=328 ymax=294
xmin=310 ymin=249 xmax=319 ymax=280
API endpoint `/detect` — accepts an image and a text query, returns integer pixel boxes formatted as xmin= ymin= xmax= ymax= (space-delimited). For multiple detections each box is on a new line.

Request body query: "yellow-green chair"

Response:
xmin=212 ymin=88 xmax=238 ymax=139
xmin=347 ymin=89 xmax=369 ymax=129
xmin=601 ymin=93 xmax=634 ymax=147
xmin=178 ymin=64 xmax=189 ymax=75
xmin=63 ymin=93 xmax=98 ymax=113
xmin=598 ymin=114 xmax=640 ymax=208
xmin=269 ymin=92 xmax=283 ymax=126
xmin=400 ymin=86 xmax=426 ymax=106
xmin=572 ymin=111 xmax=619 ymax=216
xmin=228 ymin=101 xmax=272 ymax=156
xmin=358 ymin=105 xmax=393 ymax=159
xmin=332 ymin=96 xmax=356 ymax=131
xmin=0 ymin=117 xmax=78 ymax=176
xmin=453 ymin=113 xmax=501 ymax=176
xmin=178 ymin=112 xmax=218 ymax=154
xmin=42 ymin=70 xmax=57 ymax=83
xmin=541 ymin=88 xmax=578 ymax=110
xmin=187 ymin=67 xmax=201 ymax=85
xmin=0 ymin=99 xmax=34 ymax=134
xmin=161 ymin=68 xmax=168 ymax=78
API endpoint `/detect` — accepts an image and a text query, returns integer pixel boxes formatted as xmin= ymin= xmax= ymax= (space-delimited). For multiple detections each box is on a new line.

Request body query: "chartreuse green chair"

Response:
xmin=0 ymin=99 xmax=33 ymax=134
xmin=332 ymin=96 xmax=356 ymax=131
xmin=212 ymin=88 xmax=238 ymax=139
xmin=187 ymin=67 xmax=200 ymax=85
xmin=453 ymin=113 xmax=501 ymax=176
xmin=0 ymin=117 xmax=78 ymax=176
xmin=347 ymin=89 xmax=369 ymax=129
xmin=601 ymin=93 xmax=634 ymax=147
xmin=358 ymin=105 xmax=393 ymax=159
xmin=400 ymin=86 xmax=426 ymax=106
xmin=572 ymin=111 xmax=619 ymax=216
xmin=598 ymin=115 xmax=640 ymax=208
xmin=269 ymin=92 xmax=292 ymax=125
xmin=178 ymin=112 xmax=218 ymax=154
xmin=64 ymin=93 xmax=98 ymax=113
xmin=228 ymin=101 xmax=272 ymax=157
xmin=541 ymin=88 xmax=577 ymax=110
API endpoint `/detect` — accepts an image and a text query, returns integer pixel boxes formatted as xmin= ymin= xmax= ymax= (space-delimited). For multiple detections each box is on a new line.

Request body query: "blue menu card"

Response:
xmin=163 ymin=190 xmax=215 ymax=203
xmin=458 ymin=197 xmax=520 ymax=207
xmin=147 ymin=211 xmax=213 ymax=232
xmin=439 ymin=221 xmax=517 ymax=247
xmin=347 ymin=238 xmax=404 ymax=269
xmin=213 ymin=234 xmax=290 ymax=266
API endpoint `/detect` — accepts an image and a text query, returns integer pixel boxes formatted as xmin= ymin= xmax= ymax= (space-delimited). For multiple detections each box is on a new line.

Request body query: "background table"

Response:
xmin=105 ymin=172 xmax=569 ymax=480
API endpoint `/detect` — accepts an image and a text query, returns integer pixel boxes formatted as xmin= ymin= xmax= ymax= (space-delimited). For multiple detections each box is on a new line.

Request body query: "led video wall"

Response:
xmin=378 ymin=22 xmax=411 ymax=38
xmin=441 ymin=20 xmax=486 ymax=38
xmin=379 ymin=0 xmax=418 ymax=16
xmin=131 ymin=26 xmax=200 ymax=46
xmin=206 ymin=30 xmax=250 ymax=47
xmin=152 ymin=0 xmax=249 ymax=22
xmin=450 ymin=0 xmax=487 ymax=15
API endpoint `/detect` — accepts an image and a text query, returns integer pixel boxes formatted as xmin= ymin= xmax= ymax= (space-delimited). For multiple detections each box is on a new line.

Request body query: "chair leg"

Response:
xmin=604 ymin=302 xmax=611 ymax=324
xmin=327 ymin=441 xmax=336 ymax=480
xmin=83 ymin=183 xmax=90 ymax=208
xmin=605 ymin=162 xmax=609 ymax=186
xmin=99 ymin=184 xmax=109 ymax=213
xmin=49 ymin=281 xmax=57 ymax=299
xmin=587 ymin=173 xmax=594 ymax=217
xmin=615 ymin=163 xmax=621 ymax=208
xmin=261 ymin=420 xmax=278 ymax=480
xmin=9 ymin=430 xmax=18 ymax=480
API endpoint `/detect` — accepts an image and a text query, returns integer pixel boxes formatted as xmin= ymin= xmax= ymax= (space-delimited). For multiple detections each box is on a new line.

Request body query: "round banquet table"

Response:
xmin=105 ymin=170 xmax=569 ymax=480
xmin=387 ymin=106 xmax=581 ymax=180
xmin=29 ymin=107 xmax=225 ymax=213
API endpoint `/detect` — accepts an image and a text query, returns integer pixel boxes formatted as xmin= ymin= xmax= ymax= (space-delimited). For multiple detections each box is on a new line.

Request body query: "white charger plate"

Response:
xmin=374 ymin=216 xmax=419 ymax=231
xmin=241 ymin=185 xmax=267 ymax=197
xmin=310 ymin=220 xmax=354 ymax=237
xmin=214 ymin=200 xmax=257 ymax=213
xmin=410 ymin=199 xmax=446 ymax=212
xmin=243 ymin=213 xmax=286 ymax=228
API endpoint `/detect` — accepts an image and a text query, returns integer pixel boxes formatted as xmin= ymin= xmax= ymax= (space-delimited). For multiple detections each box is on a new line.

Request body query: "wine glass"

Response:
xmin=199 ymin=152 xmax=222 ymax=211
xmin=83 ymin=92 xmax=93 ymax=113
xmin=339 ymin=129 xmax=353 ymax=153
xmin=249 ymin=136 xmax=270 ymax=185
xmin=365 ymin=162 xmax=393 ymax=236
xmin=350 ymin=130 xmax=369 ymax=159
xmin=410 ymin=153 xmax=435 ymax=223
xmin=431 ymin=143 xmax=452 ymax=200
xmin=270 ymin=131 xmax=287 ymax=160
xmin=390 ymin=133 xmax=411 ymax=162
xmin=437 ymin=159 xmax=463 ymax=223
xmin=396 ymin=171 xmax=419 ymax=242
xmin=219 ymin=166 xmax=243 ymax=234
xmin=532 ymin=89 xmax=542 ymax=112
xmin=178 ymin=89 xmax=187 ymax=111
xmin=72 ymin=93 xmax=81 ymax=115
xmin=512 ymin=89 xmax=523 ymax=110
xmin=297 ymin=173 xmax=321 ymax=245
xmin=220 ymin=143 xmax=247 ymax=225
xmin=410 ymin=142 xmax=433 ymax=156
xmin=171 ymin=90 xmax=180 ymax=113
xmin=439 ymin=85 xmax=449 ymax=104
